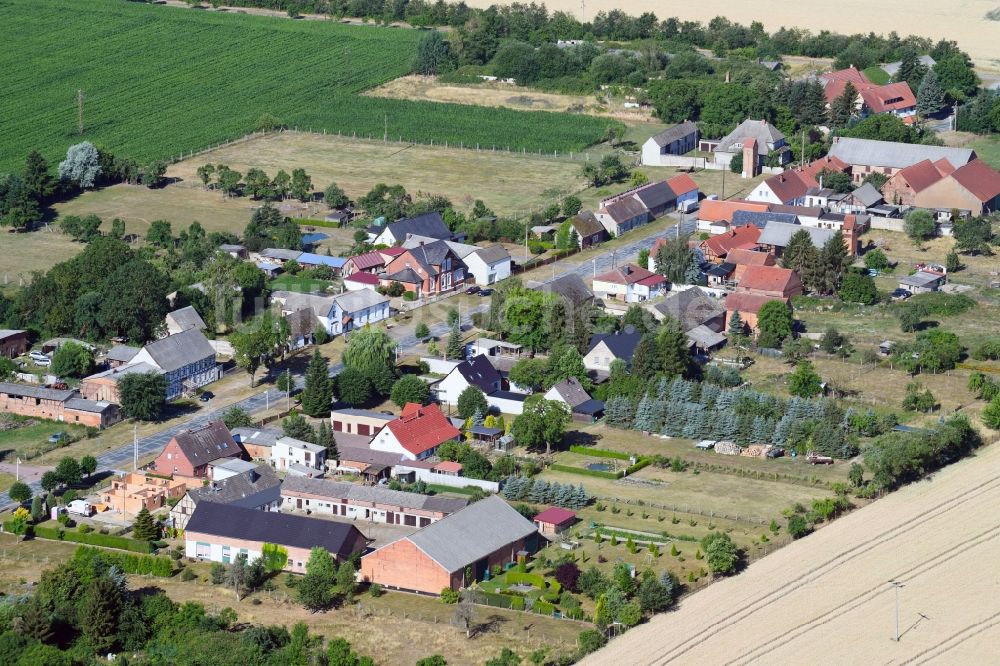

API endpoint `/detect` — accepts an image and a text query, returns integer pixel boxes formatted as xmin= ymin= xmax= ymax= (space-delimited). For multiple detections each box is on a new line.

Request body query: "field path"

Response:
xmin=583 ymin=443 xmax=1000 ymax=665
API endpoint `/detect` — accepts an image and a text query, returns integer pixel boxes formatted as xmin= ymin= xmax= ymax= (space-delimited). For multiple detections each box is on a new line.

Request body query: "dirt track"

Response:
xmin=584 ymin=443 xmax=1000 ymax=665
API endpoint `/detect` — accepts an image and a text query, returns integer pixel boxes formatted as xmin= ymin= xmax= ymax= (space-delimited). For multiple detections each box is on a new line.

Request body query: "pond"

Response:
xmin=300 ymin=232 xmax=329 ymax=245
xmin=587 ymin=462 xmax=612 ymax=472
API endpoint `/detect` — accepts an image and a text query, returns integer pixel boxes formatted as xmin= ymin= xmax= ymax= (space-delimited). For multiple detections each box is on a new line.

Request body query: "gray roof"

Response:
xmin=166 ymin=306 xmax=207 ymax=332
xmin=828 ymin=138 xmax=975 ymax=170
xmin=649 ymin=287 xmax=724 ymax=331
xmin=405 ymin=496 xmax=537 ymax=573
xmin=261 ymin=248 xmax=304 ymax=261
xmin=386 ymin=212 xmax=452 ymax=242
xmin=732 ymin=210 xmax=797 ymax=229
xmin=757 ymin=221 xmax=836 ymax=249
xmin=587 ymin=329 xmax=642 ymax=361
xmin=538 ymin=273 xmax=594 ymax=307
xmin=686 ymin=324 xmax=727 ymax=348
xmin=187 ymin=464 xmax=281 ymax=509
xmin=272 ymin=291 xmax=337 ymax=315
xmin=333 ymin=289 xmax=390 ymax=313
xmin=336 ymin=445 xmax=404 ymax=467
xmin=404 ymin=240 xmax=459 ymax=275
xmin=454 ymin=354 xmax=502 ymax=392
xmin=186 ymin=501 xmax=366 ymax=559
xmin=549 ymin=377 xmax=592 ymax=409
xmin=632 ymin=181 xmax=677 ymax=210
xmin=64 ymin=398 xmax=116 ymax=413
xmin=716 ymin=119 xmax=785 ymax=156
xmin=0 ymin=329 xmax=26 ymax=339
xmin=84 ymin=362 xmax=161 ymax=383
xmin=210 ymin=458 xmax=258 ymax=475
xmin=171 ymin=421 xmax=244 ymax=466
xmin=603 ymin=196 xmax=649 ymax=224
xmin=570 ymin=210 xmax=605 ymax=238
xmin=276 ymin=436 xmax=325 ymax=453
xmin=0 ymin=382 xmax=73 ymax=402
xmin=648 ymin=121 xmax=698 ymax=147
xmin=282 ymin=476 xmax=468 ymax=514
xmin=106 ymin=345 xmax=141 ymax=363
xmin=139 ymin=328 xmax=215 ymax=372
xmin=330 ymin=408 xmax=395 ymax=421
xmin=852 ymin=182 xmax=885 ymax=208
xmin=285 ymin=307 xmax=319 ymax=340
xmin=386 ymin=267 xmax=423 ymax=284
xmin=230 ymin=427 xmax=283 ymax=447
xmin=472 ymin=245 xmax=510 ymax=264
xmin=900 ymin=271 xmax=944 ymax=287
xmin=218 ymin=243 xmax=245 ymax=252
xmin=882 ymin=55 xmax=935 ymax=78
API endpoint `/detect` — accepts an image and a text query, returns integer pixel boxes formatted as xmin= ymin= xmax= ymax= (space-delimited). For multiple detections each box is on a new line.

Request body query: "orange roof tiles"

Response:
xmin=738 ymin=265 xmax=802 ymax=294
xmin=896 ymin=159 xmax=948 ymax=193
xmin=386 ymin=403 xmax=461 ymax=457
xmin=726 ymin=248 xmax=776 ymax=267
xmin=702 ymin=224 xmax=762 ymax=258
xmin=949 ymin=159 xmax=1000 ymax=203
xmin=698 ymin=200 xmax=769 ymax=223
xmin=667 ymin=173 xmax=699 ymax=196
xmin=725 ymin=292 xmax=782 ymax=315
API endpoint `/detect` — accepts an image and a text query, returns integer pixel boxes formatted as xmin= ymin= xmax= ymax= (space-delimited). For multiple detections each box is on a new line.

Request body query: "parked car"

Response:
xmin=766 ymin=447 xmax=785 ymax=459
xmin=479 ymin=288 xmax=494 ymax=297
xmin=48 ymin=432 xmax=67 ymax=444
xmin=199 ymin=391 xmax=214 ymax=402
xmin=28 ymin=351 xmax=48 ymax=362
xmin=465 ymin=285 xmax=481 ymax=295
xmin=890 ymin=288 xmax=912 ymax=301
xmin=806 ymin=452 xmax=834 ymax=465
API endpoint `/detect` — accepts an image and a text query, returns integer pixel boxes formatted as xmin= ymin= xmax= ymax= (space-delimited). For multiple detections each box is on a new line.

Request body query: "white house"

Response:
xmin=370 ymin=212 xmax=454 ymax=247
xmin=369 ymin=403 xmax=461 ymax=461
xmin=433 ymin=354 xmax=502 ymax=406
xmin=641 ymin=121 xmax=699 ymax=166
xmin=583 ymin=329 xmax=643 ymax=374
xmin=271 ymin=290 xmax=390 ymax=337
xmin=272 ymin=436 xmax=326 ymax=476
xmin=164 ymin=306 xmax=207 ymax=337
xmin=461 ymin=245 xmax=511 ymax=286
xmin=747 ymin=170 xmax=813 ymax=206
xmin=127 ymin=328 xmax=220 ymax=401
xmin=591 ymin=263 xmax=668 ymax=304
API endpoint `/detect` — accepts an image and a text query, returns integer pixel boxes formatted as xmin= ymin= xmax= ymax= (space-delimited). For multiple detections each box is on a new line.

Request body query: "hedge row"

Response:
xmin=534 ymin=600 xmax=556 ymax=616
xmin=72 ymin=546 xmax=174 ymax=577
xmin=477 ymin=590 xmax=515 ymax=609
xmin=568 ymin=446 xmax=631 ymax=460
xmin=549 ymin=464 xmax=620 ymax=480
xmin=625 ymin=459 xmax=652 ymax=475
xmin=505 ymin=572 xmax=545 ymax=588
xmin=31 ymin=525 xmax=154 ymax=553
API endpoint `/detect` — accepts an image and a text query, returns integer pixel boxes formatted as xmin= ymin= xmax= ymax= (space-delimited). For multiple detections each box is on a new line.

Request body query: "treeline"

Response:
xmin=863 ymin=415 xmax=981 ymax=490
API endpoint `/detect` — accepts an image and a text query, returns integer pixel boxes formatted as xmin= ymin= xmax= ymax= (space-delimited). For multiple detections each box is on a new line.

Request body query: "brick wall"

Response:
xmin=361 ymin=538 xmax=451 ymax=595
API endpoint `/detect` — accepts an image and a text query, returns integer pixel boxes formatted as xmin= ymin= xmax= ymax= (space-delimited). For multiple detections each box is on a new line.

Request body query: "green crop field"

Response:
xmin=0 ymin=0 xmax=614 ymax=173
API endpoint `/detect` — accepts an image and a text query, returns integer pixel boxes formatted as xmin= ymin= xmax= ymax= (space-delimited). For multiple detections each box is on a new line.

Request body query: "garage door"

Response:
xmin=358 ymin=424 xmax=370 ymax=436
xmin=332 ymin=420 xmax=343 ymax=432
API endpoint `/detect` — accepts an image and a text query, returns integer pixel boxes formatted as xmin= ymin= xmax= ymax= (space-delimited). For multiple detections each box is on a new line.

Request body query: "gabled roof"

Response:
xmin=701 ymin=224 xmax=762 ymax=257
xmin=386 ymin=403 xmax=461 ymax=456
xmin=348 ymin=251 xmax=387 ymax=271
xmin=948 ymin=159 xmax=1000 ymax=202
xmin=588 ymin=329 xmax=642 ymax=361
xmin=725 ymin=291 xmax=783 ymax=314
xmin=538 ymin=273 xmax=594 ymax=307
xmin=404 ymin=496 xmax=538 ymax=573
xmin=230 ymin=427 xmax=282 ymax=447
xmin=170 ymin=421 xmax=243 ymax=467
xmin=594 ymin=263 xmax=661 ymax=286
xmin=648 ymin=287 xmax=725 ymax=332
xmin=760 ymin=170 xmax=813 ymax=203
xmin=549 ymin=377 xmax=592 ymax=409
xmin=894 ymin=159 xmax=948 ymax=193
xmin=385 ymin=212 xmax=452 ymax=242
xmin=900 ymin=270 xmax=945 ymax=287
xmin=757 ymin=221 xmax=836 ymax=249
xmin=738 ymin=265 xmax=802 ymax=294
xmin=852 ymin=183 xmax=885 ymax=207
xmin=139 ymin=328 xmax=215 ymax=372
xmin=188 ymin=464 xmax=281 ymax=509
xmin=699 ymin=200 xmax=769 ymax=223
xmin=186 ymin=501 xmax=366 ymax=560
xmin=471 ymin=244 xmax=510 ymax=264
xmin=534 ymin=506 xmax=576 ymax=525
xmin=402 ymin=239 xmax=459 ymax=274
xmin=631 ymin=181 xmax=676 ymax=210
xmin=706 ymin=262 xmax=736 ymax=279
xmin=106 ymin=345 xmax=141 ymax=363
xmin=276 ymin=436 xmax=325 ymax=453
xmin=284 ymin=307 xmax=318 ymax=340
xmin=798 ymin=155 xmax=851 ymax=183
xmin=726 ymin=248 xmax=776 ymax=267
xmin=271 ymin=291 xmax=337 ymax=316
xmin=648 ymin=121 xmax=698 ymax=147
xmin=166 ymin=306 xmax=207 ymax=332
xmin=0 ymin=329 xmax=26 ymax=340
xmin=453 ymin=354 xmax=502 ymax=393
xmin=859 ymin=82 xmax=916 ymax=113
xmin=344 ymin=272 xmax=381 ymax=286
xmin=820 ymin=67 xmax=870 ymax=86
xmin=385 ymin=267 xmax=423 ymax=284
xmin=602 ymin=196 xmax=649 ymax=224
xmin=330 ymin=407 xmax=395 ymax=421
xmin=282 ymin=476 xmax=468 ymax=514
xmin=828 ymin=138 xmax=976 ymax=170
xmin=667 ymin=173 xmax=699 ymax=197
xmin=715 ymin=119 xmax=785 ymax=155
xmin=333 ymin=289 xmax=390 ymax=313
xmin=260 ymin=248 xmax=303 ymax=261
xmin=297 ymin=253 xmax=346 ymax=269
xmin=569 ymin=210 xmax=605 ymax=237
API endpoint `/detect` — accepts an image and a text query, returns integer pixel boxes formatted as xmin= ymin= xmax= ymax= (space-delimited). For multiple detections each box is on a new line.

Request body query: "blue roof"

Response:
xmin=297 ymin=253 xmax=346 ymax=268
xmin=256 ymin=262 xmax=280 ymax=271
xmin=731 ymin=210 xmax=798 ymax=229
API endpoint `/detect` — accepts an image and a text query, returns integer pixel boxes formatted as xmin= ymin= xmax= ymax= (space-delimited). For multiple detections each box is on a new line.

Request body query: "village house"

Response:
xmin=882 ymin=159 xmax=954 ymax=206
xmin=370 ymin=211 xmax=456 ymax=247
xmin=725 ymin=248 xmax=777 ymax=283
xmin=819 ymin=68 xmax=916 ymax=121
xmin=756 ymin=220 xmax=856 ymax=257
xmin=170 ymin=464 xmax=281 ymax=530
xmin=126 ymin=328 xmax=220 ymax=401
xmin=218 ymin=243 xmax=247 ymax=259
xmin=826 ymin=137 xmax=976 ymax=184
xmin=591 ymin=263 xmax=668 ymax=303
xmin=457 ymin=245 xmax=511 ymax=286
xmin=724 ymin=292 xmax=787 ymax=335
xmin=296 ymin=253 xmax=346 ymax=274
xmin=370 ymin=402 xmax=461 ymax=461
xmin=272 ymin=436 xmax=326 ymax=476
xmin=712 ymin=119 xmax=790 ymax=177
xmin=433 ymin=354 xmax=503 ymax=406
xmin=667 ymin=173 xmax=700 ymax=210
xmin=281 ymin=476 xmax=467 ymax=527
xmin=601 ymin=181 xmax=677 ymax=218
xmin=342 ymin=250 xmax=388 ymax=277
xmin=0 ymin=382 xmax=120 ymax=428
xmin=185 ymin=502 xmax=368 ymax=571
xmin=330 ymin=445 xmax=401 ymax=484
xmin=382 ymin=240 xmax=466 ymax=297
xmin=534 ymin=506 xmax=577 ymax=536
xmin=360 ymin=495 xmax=540 ymax=595
xmin=700 ymin=224 xmax=762 ymax=263
xmin=284 ymin=307 xmax=318 ymax=350
xmin=330 ymin=408 xmax=394 ymax=437
xmin=230 ymin=426 xmax=282 ymax=461
xmin=0 ymin=330 xmax=29 ymax=358
xmin=747 ymin=170 xmax=815 ymax=206
xmin=343 ymin=272 xmax=381 ymax=291
xmin=915 ymin=159 xmax=1000 ymax=216
xmin=79 ymin=362 xmax=160 ymax=404
xmin=584 ymin=328 xmax=643 ymax=375
xmin=208 ymin=458 xmax=259 ymax=481
xmin=543 ymin=377 xmax=604 ymax=423
xmin=736 ymin=265 xmax=804 ymax=300
xmin=696 ymin=200 xmax=770 ymax=235
xmin=641 ymin=121 xmax=699 ymax=166
xmin=100 ymin=472 xmax=186 ymax=517
xmin=257 ymin=248 xmax=303 ymax=265
xmin=104 ymin=345 xmax=140 ymax=368
xmin=537 ymin=273 xmax=596 ymax=313
xmin=271 ymin=290 xmax=390 ymax=337
xmin=152 ymin=420 xmax=246 ymax=482
xmin=568 ymin=211 xmax=609 ymax=249
xmin=594 ymin=196 xmax=650 ymax=237
xmin=164 ymin=306 xmax=207 ymax=337
xmin=898 ymin=270 xmax=946 ymax=294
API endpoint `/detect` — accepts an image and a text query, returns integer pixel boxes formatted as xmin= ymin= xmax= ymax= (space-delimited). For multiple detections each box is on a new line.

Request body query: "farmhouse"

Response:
xmin=700 ymin=224 xmax=762 ymax=263
xmin=164 ymin=306 xmax=207 ymax=336
xmin=819 ymin=68 xmax=916 ymax=120
xmin=882 ymin=159 xmax=952 ymax=206
xmin=594 ymin=196 xmax=650 ymax=237
xmin=641 ymin=121 xmax=699 ymax=165
xmin=696 ymin=200 xmax=770 ymax=235
xmin=79 ymin=362 xmax=160 ymax=403
xmin=756 ymin=221 xmax=840 ymax=257
xmin=591 ymin=263 xmax=668 ymax=303
xmin=584 ymin=329 xmax=643 ymax=374
xmin=724 ymin=292 xmax=788 ymax=335
xmin=712 ymin=119 xmax=790 ymax=176
xmin=104 ymin=345 xmax=140 ymax=368
xmin=127 ymin=328 xmax=220 ymax=401
xmin=0 ymin=330 xmax=29 ymax=358
xmin=459 ymin=245 xmax=511 ymax=286
xmin=544 ymin=377 xmax=604 ymax=423
xmin=100 ymin=472 xmax=186 ymax=517
xmin=330 ymin=445 xmax=402 ymax=484
xmin=152 ymin=420 xmax=245 ymax=481
xmin=0 ymin=382 xmax=121 ymax=428
xmin=747 ymin=170 xmax=814 ymax=206
xmin=281 ymin=476 xmax=467 ymax=527
xmin=736 ymin=265 xmax=804 ymax=300
xmin=360 ymin=495 xmax=540 ymax=595
xmin=370 ymin=211 xmax=455 ymax=246
xmin=185 ymin=502 xmax=368 ymax=571
xmin=170 ymin=464 xmax=281 ymax=530
xmin=667 ymin=173 xmax=700 ymax=210
xmin=271 ymin=290 xmax=390 ymax=337
xmin=826 ymin=137 xmax=976 ymax=184
xmin=644 ymin=287 xmax=726 ymax=333
xmin=284 ymin=307 xmax=318 ymax=349
xmin=370 ymin=402 xmax=461 ymax=461
xmin=538 ymin=273 xmax=595 ymax=310
xmin=330 ymin=408 xmax=394 ymax=437
xmin=272 ymin=436 xmax=326 ymax=476
xmin=602 ymin=180 xmax=677 ymax=218
xmin=915 ymin=159 xmax=1000 ymax=216
xmin=568 ymin=211 xmax=609 ymax=249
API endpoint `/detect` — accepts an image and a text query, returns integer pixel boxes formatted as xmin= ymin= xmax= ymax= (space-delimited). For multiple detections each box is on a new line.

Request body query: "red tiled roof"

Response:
xmin=637 ymin=274 xmax=667 ymax=287
xmin=534 ymin=506 xmax=577 ymax=525
xmin=822 ymin=67 xmax=870 ymax=85
xmin=738 ymin=265 xmax=802 ymax=294
xmin=761 ymin=170 xmax=813 ymax=203
xmin=433 ymin=461 xmax=463 ymax=473
xmin=949 ymin=159 xmax=1000 ymax=203
xmin=798 ymin=155 xmax=850 ymax=184
xmin=725 ymin=291 xmax=783 ymax=314
xmin=702 ymin=224 xmax=762 ymax=257
xmin=387 ymin=403 xmax=461 ymax=457
xmin=379 ymin=247 xmax=407 ymax=257
xmin=667 ymin=173 xmax=699 ymax=196
xmin=594 ymin=263 xmax=659 ymax=285
xmin=859 ymin=82 xmax=916 ymax=113
xmin=895 ymin=159 xmax=947 ymax=193
xmin=698 ymin=200 xmax=769 ymax=223
xmin=726 ymin=248 xmax=775 ymax=267
xmin=933 ymin=158 xmax=957 ymax=177
xmin=348 ymin=251 xmax=386 ymax=271
xmin=344 ymin=272 xmax=380 ymax=285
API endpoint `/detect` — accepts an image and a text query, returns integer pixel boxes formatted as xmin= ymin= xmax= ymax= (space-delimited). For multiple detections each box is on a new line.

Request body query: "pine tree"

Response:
xmin=752 ymin=416 xmax=771 ymax=444
xmin=830 ymin=82 xmax=857 ymax=127
xmin=656 ymin=376 xmax=670 ymax=400
xmin=699 ymin=383 xmax=720 ymax=407
xmin=669 ymin=377 xmax=692 ymax=403
xmin=772 ymin=413 xmax=794 ymax=445
xmin=715 ymin=389 xmax=737 ymax=412
xmin=301 ymin=350 xmax=333 ymax=417
xmin=917 ymin=69 xmax=945 ymax=116
xmin=649 ymin=398 xmax=668 ymax=433
xmin=800 ymin=79 xmax=830 ymax=127
xmin=605 ymin=396 xmax=634 ymax=428
xmin=529 ymin=479 xmax=549 ymax=503
xmin=681 ymin=404 xmax=704 ymax=439
xmin=315 ymin=420 xmax=337 ymax=459
xmin=472 ymin=407 xmax=485 ymax=427
xmin=576 ymin=484 xmax=589 ymax=508
xmin=713 ymin=411 xmax=738 ymax=441
xmin=727 ymin=311 xmax=746 ymax=337
xmin=446 ymin=323 xmax=465 ymax=360
xmin=80 ymin=577 xmax=122 ymax=654
xmin=133 ymin=507 xmax=159 ymax=541
xmin=632 ymin=393 xmax=656 ymax=432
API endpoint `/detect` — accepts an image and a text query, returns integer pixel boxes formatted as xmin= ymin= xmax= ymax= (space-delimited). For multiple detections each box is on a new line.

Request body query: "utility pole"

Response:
xmin=801 ymin=130 xmax=806 ymax=167
xmin=524 ymin=222 xmax=529 ymax=263
xmin=722 ymin=164 xmax=727 ymax=200
xmin=133 ymin=424 xmax=138 ymax=471
xmin=15 ymin=457 xmax=20 ymax=481
xmin=384 ymin=113 xmax=388 ymax=143
xmin=77 ymin=90 xmax=85 ymax=135
xmin=889 ymin=580 xmax=905 ymax=642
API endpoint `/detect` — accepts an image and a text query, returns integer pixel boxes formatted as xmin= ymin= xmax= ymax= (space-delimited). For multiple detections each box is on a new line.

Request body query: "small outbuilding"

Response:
xmin=533 ymin=506 xmax=577 ymax=536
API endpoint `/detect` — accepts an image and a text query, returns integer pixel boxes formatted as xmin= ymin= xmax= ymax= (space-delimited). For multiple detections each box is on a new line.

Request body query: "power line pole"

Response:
xmin=384 ymin=113 xmax=388 ymax=143
xmin=889 ymin=580 xmax=905 ymax=642
xmin=77 ymin=89 xmax=85 ymax=135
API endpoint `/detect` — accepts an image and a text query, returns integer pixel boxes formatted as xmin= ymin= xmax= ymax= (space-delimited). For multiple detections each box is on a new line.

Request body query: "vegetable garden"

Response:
xmin=0 ymin=0 xmax=614 ymax=173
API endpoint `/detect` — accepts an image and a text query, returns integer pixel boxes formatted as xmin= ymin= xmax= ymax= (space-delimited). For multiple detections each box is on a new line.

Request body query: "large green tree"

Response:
xmin=98 ymin=260 xmax=170 ymax=343
xmin=79 ymin=576 xmax=122 ymax=654
xmin=456 ymin=386 xmax=488 ymax=420
xmin=413 ymin=31 xmax=453 ymax=75
xmin=390 ymin=374 xmax=430 ymax=408
xmin=300 ymin=350 xmax=333 ymax=417
xmin=917 ymin=69 xmax=945 ymax=116
xmin=118 ymin=372 xmax=167 ymax=421
xmin=230 ymin=310 xmax=290 ymax=387
xmin=511 ymin=397 xmax=569 ymax=455
xmin=756 ymin=300 xmax=793 ymax=348
xmin=788 ymin=360 xmax=823 ymax=398
xmin=341 ymin=326 xmax=397 ymax=395
xmin=297 ymin=547 xmax=337 ymax=611
xmin=51 ymin=342 xmax=94 ymax=378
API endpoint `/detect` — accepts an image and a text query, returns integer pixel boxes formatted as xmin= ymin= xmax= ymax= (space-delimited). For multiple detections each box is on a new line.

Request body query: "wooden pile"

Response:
xmin=714 ymin=440 xmax=742 ymax=456
xmin=742 ymin=445 xmax=771 ymax=458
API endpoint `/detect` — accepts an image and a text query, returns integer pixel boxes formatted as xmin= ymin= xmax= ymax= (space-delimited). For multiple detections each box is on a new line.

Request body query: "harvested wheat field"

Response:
xmin=583 ymin=443 xmax=1000 ymax=665
xmin=470 ymin=0 xmax=1000 ymax=68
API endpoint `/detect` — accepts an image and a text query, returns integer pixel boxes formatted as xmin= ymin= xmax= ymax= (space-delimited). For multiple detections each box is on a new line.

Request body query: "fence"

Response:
xmin=868 ymin=215 xmax=906 ymax=232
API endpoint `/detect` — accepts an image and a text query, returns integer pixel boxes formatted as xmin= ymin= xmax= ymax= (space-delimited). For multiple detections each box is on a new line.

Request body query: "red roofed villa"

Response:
xmin=700 ymin=224 xmax=762 ymax=262
xmin=534 ymin=507 xmax=577 ymax=536
xmin=591 ymin=263 xmax=668 ymax=303
xmin=736 ymin=265 xmax=804 ymax=299
xmin=370 ymin=403 xmax=461 ymax=461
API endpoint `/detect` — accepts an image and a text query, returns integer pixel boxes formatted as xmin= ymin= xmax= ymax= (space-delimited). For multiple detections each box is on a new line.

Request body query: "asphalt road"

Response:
xmin=0 ymin=214 xmax=691 ymax=513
